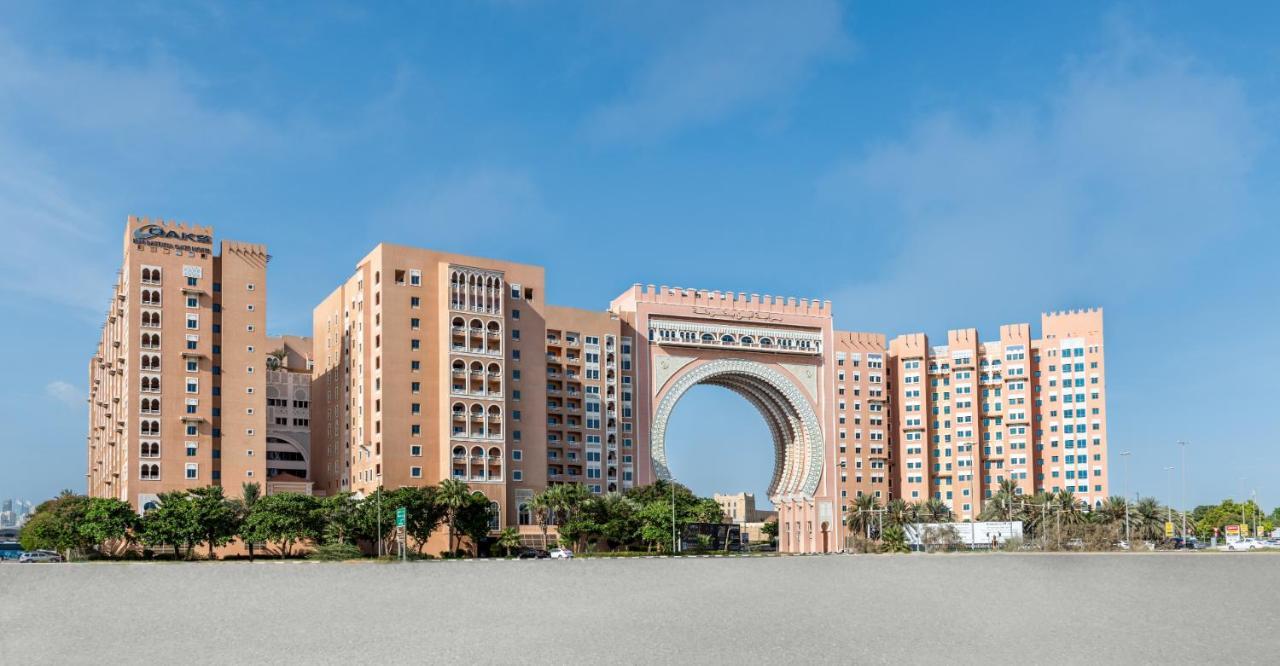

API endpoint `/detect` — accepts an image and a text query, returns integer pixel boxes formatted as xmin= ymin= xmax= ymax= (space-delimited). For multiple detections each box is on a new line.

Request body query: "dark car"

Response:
xmin=1167 ymin=537 xmax=1201 ymax=550
xmin=516 ymin=547 xmax=550 ymax=560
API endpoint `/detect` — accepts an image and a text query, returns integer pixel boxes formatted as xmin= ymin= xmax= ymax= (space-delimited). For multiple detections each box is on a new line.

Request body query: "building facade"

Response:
xmin=87 ymin=228 xmax=1108 ymax=553
xmin=308 ymin=243 xmax=1110 ymax=553
xmin=265 ymin=334 xmax=314 ymax=495
xmin=86 ymin=217 xmax=269 ymax=510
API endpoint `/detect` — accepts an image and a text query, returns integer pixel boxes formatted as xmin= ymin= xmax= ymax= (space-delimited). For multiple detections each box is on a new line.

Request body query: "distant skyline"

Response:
xmin=1 ymin=2 xmax=1277 ymax=508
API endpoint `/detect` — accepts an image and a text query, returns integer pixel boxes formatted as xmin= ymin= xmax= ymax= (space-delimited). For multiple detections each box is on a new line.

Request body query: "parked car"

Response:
xmin=549 ymin=547 xmax=574 ymax=560
xmin=1167 ymin=537 xmax=1200 ymax=550
xmin=19 ymin=550 xmax=63 ymax=563
xmin=1221 ymin=539 xmax=1262 ymax=552
xmin=516 ymin=547 xmax=550 ymax=560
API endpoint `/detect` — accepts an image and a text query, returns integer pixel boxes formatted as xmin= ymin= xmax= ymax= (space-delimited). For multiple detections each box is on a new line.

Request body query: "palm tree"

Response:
xmin=496 ymin=527 xmax=522 ymax=557
xmin=236 ymin=482 xmax=262 ymax=562
xmin=437 ymin=479 xmax=472 ymax=554
xmin=884 ymin=499 xmax=915 ymax=528
xmin=919 ymin=498 xmax=952 ymax=523
xmin=265 ymin=348 xmax=287 ymax=371
xmin=846 ymin=494 xmax=880 ymax=537
xmin=528 ymin=491 xmax=553 ymax=550
xmin=1134 ymin=497 xmax=1165 ymax=541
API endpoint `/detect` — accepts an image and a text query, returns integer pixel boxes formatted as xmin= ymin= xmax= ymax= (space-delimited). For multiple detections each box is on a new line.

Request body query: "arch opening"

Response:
xmin=651 ymin=358 xmax=823 ymax=503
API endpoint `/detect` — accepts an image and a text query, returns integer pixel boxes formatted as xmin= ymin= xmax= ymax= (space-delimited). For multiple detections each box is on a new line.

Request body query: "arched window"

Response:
xmin=470 ymin=361 xmax=483 ymax=373
xmin=701 ymin=333 xmax=714 ymax=343
xmin=452 ymin=445 xmax=466 ymax=458
xmin=487 ymin=363 xmax=500 ymax=375
xmin=452 ymin=317 xmax=465 ymax=329
xmin=740 ymin=336 xmax=754 ymax=345
xmin=470 ymin=446 xmax=484 ymax=458
xmin=488 ymin=447 xmax=501 ymax=460
xmin=759 ymin=337 xmax=773 ymax=347
xmin=452 ymin=403 xmax=465 ymax=415
xmin=487 ymin=501 xmax=500 ymax=531
xmin=721 ymin=334 xmax=735 ymax=344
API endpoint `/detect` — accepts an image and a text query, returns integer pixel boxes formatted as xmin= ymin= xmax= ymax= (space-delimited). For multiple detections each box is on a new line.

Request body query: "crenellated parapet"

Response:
xmin=616 ymin=283 xmax=831 ymax=318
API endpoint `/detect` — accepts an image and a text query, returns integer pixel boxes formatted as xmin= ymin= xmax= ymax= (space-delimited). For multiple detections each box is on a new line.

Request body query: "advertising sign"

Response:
xmin=395 ymin=507 xmax=406 ymax=528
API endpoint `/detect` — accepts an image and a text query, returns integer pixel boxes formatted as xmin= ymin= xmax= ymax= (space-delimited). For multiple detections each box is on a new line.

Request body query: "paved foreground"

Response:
xmin=2 ymin=553 xmax=1277 ymax=664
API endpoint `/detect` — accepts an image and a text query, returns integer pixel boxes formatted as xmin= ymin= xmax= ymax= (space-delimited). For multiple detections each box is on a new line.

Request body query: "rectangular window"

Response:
xmin=186 ymin=314 xmax=199 ymax=330
xmin=410 ymin=467 xmax=422 ymax=478
xmin=185 ymin=463 xmax=198 ymax=480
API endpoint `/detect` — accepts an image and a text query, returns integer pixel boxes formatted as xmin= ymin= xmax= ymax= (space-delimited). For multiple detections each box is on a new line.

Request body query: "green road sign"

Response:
xmin=395 ymin=507 xmax=406 ymax=527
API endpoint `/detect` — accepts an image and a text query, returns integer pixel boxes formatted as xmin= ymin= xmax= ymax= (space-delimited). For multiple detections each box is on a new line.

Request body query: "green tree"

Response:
xmin=454 ymin=492 xmax=495 ymax=554
xmin=139 ymin=491 xmax=199 ymax=559
xmin=692 ymin=497 xmax=725 ymax=524
xmin=79 ymin=497 xmax=140 ymax=556
xmin=316 ymin=492 xmax=362 ymax=547
xmin=638 ymin=500 xmax=676 ymax=552
xmin=234 ymin=482 xmax=264 ymax=561
xmin=884 ymin=499 xmax=916 ymax=528
xmin=188 ymin=486 xmax=239 ymax=560
xmin=19 ymin=491 xmax=92 ymax=559
xmin=593 ymin=493 xmax=641 ymax=549
xmin=496 ymin=527 xmax=522 ymax=557
xmin=241 ymin=492 xmax=321 ymax=558
xmin=761 ymin=518 xmax=779 ymax=544
xmin=387 ymin=485 xmax=448 ymax=555
xmin=437 ymin=479 xmax=474 ymax=553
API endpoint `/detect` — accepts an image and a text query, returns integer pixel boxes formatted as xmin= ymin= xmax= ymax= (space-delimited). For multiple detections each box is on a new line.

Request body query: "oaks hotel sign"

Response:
xmin=133 ymin=224 xmax=213 ymax=253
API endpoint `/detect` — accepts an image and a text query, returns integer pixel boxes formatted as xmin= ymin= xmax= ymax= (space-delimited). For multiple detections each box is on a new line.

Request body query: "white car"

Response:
xmin=549 ymin=547 xmax=574 ymax=559
xmin=18 ymin=550 xmax=63 ymax=563
xmin=1222 ymin=539 xmax=1262 ymax=551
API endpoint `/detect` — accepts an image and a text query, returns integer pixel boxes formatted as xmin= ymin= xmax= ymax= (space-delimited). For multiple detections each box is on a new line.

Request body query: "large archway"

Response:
xmin=611 ymin=284 xmax=840 ymax=554
xmin=651 ymin=358 xmax=824 ymax=501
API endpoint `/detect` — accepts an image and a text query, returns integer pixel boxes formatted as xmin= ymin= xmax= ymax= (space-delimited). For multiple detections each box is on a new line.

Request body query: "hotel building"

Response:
xmin=308 ymin=244 xmax=1109 ymax=552
xmin=88 ymin=226 xmax=1108 ymax=552
xmin=86 ymin=217 xmax=269 ymax=510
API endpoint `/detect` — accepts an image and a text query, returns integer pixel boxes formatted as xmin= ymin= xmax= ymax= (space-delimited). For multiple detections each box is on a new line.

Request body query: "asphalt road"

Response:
xmin=2 ymin=553 xmax=1277 ymax=664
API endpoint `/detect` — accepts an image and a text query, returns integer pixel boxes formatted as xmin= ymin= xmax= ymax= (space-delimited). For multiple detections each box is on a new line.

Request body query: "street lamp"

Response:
xmin=670 ymin=478 xmax=678 ymax=554
xmin=1119 ymin=451 xmax=1131 ymax=549
xmin=1163 ymin=466 xmax=1174 ymax=528
xmin=359 ymin=444 xmax=382 ymax=557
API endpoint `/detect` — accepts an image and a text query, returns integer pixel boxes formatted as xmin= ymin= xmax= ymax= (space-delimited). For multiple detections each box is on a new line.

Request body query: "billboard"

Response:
xmin=904 ymin=521 xmax=1024 ymax=547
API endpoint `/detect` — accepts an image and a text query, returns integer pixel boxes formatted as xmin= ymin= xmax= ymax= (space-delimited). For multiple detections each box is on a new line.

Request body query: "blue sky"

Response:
xmin=1 ymin=1 xmax=1277 ymax=510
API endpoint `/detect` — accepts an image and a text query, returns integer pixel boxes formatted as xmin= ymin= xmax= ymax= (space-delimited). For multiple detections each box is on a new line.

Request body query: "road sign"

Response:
xmin=1164 ymin=521 xmax=1174 ymax=538
xmin=395 ymin=507 xmax=406 ymax=528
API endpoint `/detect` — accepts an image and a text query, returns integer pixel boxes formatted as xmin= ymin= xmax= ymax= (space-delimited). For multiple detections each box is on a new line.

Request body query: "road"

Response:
xmin=2 ymin=553 xmax=1276 ymax=664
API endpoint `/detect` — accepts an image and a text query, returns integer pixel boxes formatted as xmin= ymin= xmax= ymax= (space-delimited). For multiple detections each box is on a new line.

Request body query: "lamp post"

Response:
xmin=359 ymin=444 xmax=381 ymax=557
xmin=1119 ymin=451 xmax=1131 ymax=549
xmin=670 ymin=479 xmax=678 ymax=554
xmin=1163 ymin=465 xmax=1174 ymax=528
xmin=1178 ymin=441 xmax=1188 ymax=541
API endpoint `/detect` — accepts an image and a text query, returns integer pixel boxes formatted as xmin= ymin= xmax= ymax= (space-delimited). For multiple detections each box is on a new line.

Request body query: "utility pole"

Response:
xmin=1120 ymin=451 xmax=1132 ymax=548
xmin=1178 ymin=441 xmax=1188 ymax=541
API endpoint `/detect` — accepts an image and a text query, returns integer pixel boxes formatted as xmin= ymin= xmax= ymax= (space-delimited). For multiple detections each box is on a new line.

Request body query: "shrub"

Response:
xmin=309 ymin=542 xmax=363 ymax=561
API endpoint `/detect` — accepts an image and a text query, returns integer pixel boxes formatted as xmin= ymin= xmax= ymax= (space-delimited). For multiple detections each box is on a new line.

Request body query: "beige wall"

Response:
xmin=87 ymin=216 xmax=268 ymax=510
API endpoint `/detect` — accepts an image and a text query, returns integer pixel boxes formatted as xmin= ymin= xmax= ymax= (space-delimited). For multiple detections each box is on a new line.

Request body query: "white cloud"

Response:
xmin=45 ymin=380 xmax=81 ymax=406
xmin=586 ymin=0 xmax=849 ymax=144
xmin=819 ymin=25 xmax=1262 ymax=334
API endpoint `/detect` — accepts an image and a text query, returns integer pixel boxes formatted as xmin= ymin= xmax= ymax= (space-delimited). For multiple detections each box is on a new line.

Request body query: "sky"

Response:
xmin=1 ymin=1 xmax=1277 ymax=510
